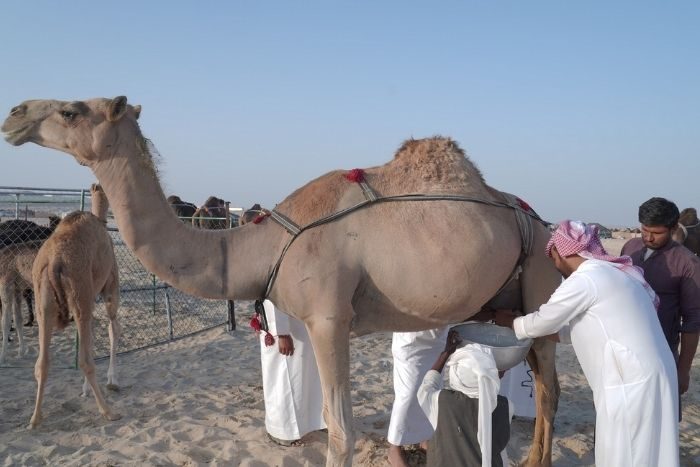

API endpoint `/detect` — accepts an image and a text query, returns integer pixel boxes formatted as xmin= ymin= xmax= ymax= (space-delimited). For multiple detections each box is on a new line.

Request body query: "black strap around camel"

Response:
xmin=251 ymin=168 xmax=547 ymax=329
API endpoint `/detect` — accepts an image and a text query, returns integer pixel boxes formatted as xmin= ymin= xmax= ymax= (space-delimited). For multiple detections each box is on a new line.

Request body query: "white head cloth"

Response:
xmin=444 ymin=343 xmax=500 ymax=467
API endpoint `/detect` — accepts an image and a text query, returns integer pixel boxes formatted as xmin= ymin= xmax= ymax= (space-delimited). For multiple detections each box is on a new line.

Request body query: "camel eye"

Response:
xmin=61 ymin=110 xmax=78 ymax=121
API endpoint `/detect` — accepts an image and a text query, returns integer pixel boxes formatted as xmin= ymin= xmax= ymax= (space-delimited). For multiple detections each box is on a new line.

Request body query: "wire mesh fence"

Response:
xmin=0 ymin=186 xmax=235 ymax=369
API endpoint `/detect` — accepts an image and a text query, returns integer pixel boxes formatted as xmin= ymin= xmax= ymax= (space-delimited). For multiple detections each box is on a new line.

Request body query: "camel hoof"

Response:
xmin=103 ymin=412 xmax=122 ymax=421
xmin=106 ymin=383 xmax=120 ymax=392
xmin=28 ymin=417 xmax=40 ymax=429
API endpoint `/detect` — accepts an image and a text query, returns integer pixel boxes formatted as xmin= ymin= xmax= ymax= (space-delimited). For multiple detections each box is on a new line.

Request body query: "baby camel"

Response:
xmin=29 ymin=183 xmax=122 ymax=428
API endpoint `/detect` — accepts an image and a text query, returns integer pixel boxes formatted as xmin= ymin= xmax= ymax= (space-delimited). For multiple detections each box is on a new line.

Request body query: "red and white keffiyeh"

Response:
xmin=546 ymin=220 xmax=660 ymax=309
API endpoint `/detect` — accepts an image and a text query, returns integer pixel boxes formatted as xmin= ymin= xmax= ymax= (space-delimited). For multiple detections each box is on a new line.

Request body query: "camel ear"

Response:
xmin=133 ymin=105 xmax=142 ymax=120
xmin=107 ymin=96 xmax=128 ymax=122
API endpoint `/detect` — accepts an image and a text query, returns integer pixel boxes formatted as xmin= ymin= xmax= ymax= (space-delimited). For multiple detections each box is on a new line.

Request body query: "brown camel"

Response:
xmin=239 ymin=203 xmax=265 ymax=225
xmin=2 ymin=97 xmax=561 ymax=466
xmin=166 ymin=195 xmax=197 ymax=222
xmin=0 ymin=240 xmax=42 ymax=363
xmin=28 ymin=183 xmax=122 ymax=428
xmin=192 ymin=196 xmax=229 ymax=229
xmin=672 ymin=208 xmax=700 ymax=256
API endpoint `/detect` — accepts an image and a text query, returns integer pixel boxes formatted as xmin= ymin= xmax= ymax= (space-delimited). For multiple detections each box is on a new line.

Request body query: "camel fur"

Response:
xmin=3 ymin=97 xmax=561 ymax=466
xmin=27 ymin=183 xmax=122 ymax=428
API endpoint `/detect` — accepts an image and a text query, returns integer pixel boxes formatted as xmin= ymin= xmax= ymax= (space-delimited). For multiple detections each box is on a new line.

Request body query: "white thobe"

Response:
xmin=514 ymin=260 xmax=679 ymax=467
xmin=260 ymin=300 xmax=326 ymax=441
xmin=388 ymin=327 xmax=449 ymax=445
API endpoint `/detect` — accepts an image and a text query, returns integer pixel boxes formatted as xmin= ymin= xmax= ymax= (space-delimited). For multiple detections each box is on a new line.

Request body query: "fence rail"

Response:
xmin=0 ymin=186 xmax=234 ymax=369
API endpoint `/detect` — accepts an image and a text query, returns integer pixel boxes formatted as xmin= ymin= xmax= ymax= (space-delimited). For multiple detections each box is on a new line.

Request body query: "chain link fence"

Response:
xmin=0 ymin=186 xmax=236 ymax=369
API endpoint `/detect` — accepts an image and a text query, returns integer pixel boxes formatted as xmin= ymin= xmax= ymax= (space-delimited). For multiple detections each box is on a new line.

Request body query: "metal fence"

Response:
xmin=0 ymin=186 xmax=235 ymax=369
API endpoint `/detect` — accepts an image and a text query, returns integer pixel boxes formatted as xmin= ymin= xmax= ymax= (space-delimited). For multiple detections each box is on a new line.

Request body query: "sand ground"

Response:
xmin=0 ymin=238 xmax=698 ymax=466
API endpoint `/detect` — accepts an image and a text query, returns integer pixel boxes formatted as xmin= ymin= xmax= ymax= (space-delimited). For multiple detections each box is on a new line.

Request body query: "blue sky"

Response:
xmin=1 ymin=1 xmax=698 ymax=227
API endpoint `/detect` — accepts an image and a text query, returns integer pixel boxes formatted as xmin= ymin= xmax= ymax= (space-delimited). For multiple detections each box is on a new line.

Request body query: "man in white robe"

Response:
xmin=259 ymin=300 xmax=326 ymax=444
xmin=387 ymin=327 xmax=449 ymax=466
xmin=495 ymin=220 xmax=679 ymax=467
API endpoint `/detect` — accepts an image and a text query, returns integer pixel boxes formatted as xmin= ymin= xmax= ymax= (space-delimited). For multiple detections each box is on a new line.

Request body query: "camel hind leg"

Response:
xmin=524 ymin=338 xmax=560 ymax=466
xmin=102 ymin=264 xmax=121 ymax=390
xmin=29 ymin=270 xmax=55 ymax=429
xmin=11 ymin=287 xmax=26 ymax=358
xmin=73 ymin=291 xmax=121 ymax=421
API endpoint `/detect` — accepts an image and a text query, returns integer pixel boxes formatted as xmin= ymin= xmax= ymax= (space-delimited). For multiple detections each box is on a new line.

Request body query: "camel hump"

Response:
xmin=391 ymin=136 xmax=484 ymax=185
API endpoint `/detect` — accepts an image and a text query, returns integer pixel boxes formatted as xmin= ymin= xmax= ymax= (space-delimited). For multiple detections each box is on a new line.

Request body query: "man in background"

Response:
xmin=621 ymin=197 xmax=700 ymax=395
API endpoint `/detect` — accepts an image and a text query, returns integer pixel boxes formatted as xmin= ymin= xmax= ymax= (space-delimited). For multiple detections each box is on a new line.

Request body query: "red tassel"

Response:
xmin=250 ymin=316 xmax=262 ymax=332
xmin=345 ymin=168 xmax=365 ymax=183
xmin=264 ymin=332 xmax=275 ymax=347
xmin=516 ymin=197 xmax=532 ymax=212
xmin=253 ymin=212 xmax=270 ymax=224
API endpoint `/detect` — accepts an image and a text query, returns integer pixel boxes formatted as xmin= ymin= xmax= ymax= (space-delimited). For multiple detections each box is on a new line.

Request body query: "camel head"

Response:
xmin=2 ymin=96 xmax=142 ymax=167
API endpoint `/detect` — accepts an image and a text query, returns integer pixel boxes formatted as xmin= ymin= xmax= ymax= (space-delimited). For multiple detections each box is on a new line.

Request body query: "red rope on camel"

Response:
xmin=345 ymin=168 xmax=365 ymax=183
xmin=253 ymin=212 xmax=271 ymax=224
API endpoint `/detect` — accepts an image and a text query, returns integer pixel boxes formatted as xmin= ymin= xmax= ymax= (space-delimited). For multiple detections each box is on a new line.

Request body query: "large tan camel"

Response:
xmin=3 ymin=97 xmax=561 ymax=466
xmin=28 ymin=183 xmax=122 ymax=428
xmin=673 ymin=208 xmax=700 ymax=256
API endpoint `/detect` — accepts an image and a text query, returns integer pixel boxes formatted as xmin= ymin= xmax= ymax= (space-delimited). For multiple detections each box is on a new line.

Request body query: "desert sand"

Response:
xmin=1 ymin=238 xmax=698 ymax=466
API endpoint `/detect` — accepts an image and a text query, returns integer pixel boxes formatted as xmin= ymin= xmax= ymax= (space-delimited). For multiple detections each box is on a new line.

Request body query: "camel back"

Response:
xmin=276 ymin=137 xmax=488 ymax=226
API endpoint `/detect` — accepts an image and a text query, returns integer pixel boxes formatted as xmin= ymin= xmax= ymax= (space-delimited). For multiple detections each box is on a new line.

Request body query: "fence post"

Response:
xmin=14 ymin=194 xmax=19 ymax=219
xmin=227 ymin=300 xmax=236 ymax=331
xmin=152 ymin=274 xmax=157 ymax=315
xmin=165 ymin=288 xmax=174 ymax=340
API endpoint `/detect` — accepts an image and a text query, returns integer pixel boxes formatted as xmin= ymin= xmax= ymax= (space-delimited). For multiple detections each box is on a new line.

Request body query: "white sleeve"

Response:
xmin=417 ymin=370 xmax=443 ymax=430
xmin=513 ymin=273 xmax=596 ymax=340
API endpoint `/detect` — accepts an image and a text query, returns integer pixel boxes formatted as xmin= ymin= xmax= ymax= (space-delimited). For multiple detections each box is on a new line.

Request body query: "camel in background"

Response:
xmin=192 ymin=195 xmax=229 ymax=229
xmin=673 ymin=208 xmax=700 ymax=256
xmin=3 ymin=97 xmax=561 ymax=466
xmin=166 ymin=195 xmax=197 ymax=222
xmin=28 ymin=183 xmax=122 ymax=428
xmin=239 ymin=203 xmax=265 ymax=226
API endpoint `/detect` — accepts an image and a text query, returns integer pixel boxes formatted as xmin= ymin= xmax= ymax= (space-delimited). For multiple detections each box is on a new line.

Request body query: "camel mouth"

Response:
xmin=2 ymin=126 xmax=30 ymax=146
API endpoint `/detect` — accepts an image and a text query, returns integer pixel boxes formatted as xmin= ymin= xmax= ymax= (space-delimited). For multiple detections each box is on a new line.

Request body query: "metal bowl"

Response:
xmin=451 ymin=322 xmax=533 ymax=371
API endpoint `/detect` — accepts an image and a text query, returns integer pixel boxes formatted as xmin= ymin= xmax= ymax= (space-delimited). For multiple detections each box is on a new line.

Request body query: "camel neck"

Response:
xmin=90 ymin=141 xmax=278 ymax=300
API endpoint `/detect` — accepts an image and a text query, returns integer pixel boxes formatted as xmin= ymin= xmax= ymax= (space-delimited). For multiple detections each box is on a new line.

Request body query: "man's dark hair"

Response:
xmin=638 ymin=197 xmax=679 ymax=228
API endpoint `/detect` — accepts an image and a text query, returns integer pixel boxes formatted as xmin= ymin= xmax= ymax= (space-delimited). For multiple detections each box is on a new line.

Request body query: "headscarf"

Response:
xmin=444 ymin=343 xmax=500 ymax=467
xmin=546 ymin=220 xmax=659 ymax=308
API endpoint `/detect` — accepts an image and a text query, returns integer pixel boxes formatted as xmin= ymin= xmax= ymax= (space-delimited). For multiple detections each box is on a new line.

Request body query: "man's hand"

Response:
xmin=493 ymin=309 xmax=518 ymax=329
xmin=278 ymin=335 xmax=294 ymax=356
xmin=443 ymin=329 xmax=462 ymax=355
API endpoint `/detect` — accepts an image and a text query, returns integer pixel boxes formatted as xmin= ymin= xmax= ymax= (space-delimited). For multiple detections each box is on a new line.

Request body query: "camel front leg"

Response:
xmin=307 ymin=314 xmax=355 ymax=467
xmin=12 ymin=288 xmax=26 ymax=358
xmin=1 ymin=287 xmax=15 ymax=364
xmin=525 ymin=337 xmax=559 ymax=467
xmin=103 ymin=268 xmax=121 ymax=390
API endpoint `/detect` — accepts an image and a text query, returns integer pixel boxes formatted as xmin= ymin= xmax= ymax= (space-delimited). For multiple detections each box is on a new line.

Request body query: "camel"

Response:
xmin=192 ymin=195 xmax=229 ymax=229
xmin=166 ymin=195 xmax=197 ymax=222
xmin=673 ymin=208 xmax=700 ymax=256
xmin=239 ymin=203 xmax=265 ymax=225
xmin=0 ymin=217 xmax=61 ymax=326
xmin=2 ymin=97 xmax=561 ymax=466
xmin=0 ymin=240 xmax=43 ymax=363
xmin=27 ymin=183 xmax=122 ymax=428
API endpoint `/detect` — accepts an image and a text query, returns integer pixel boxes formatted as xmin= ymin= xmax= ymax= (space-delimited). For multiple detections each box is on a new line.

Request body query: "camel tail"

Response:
xmin=47 ymin=261 xmax=72 ymax=329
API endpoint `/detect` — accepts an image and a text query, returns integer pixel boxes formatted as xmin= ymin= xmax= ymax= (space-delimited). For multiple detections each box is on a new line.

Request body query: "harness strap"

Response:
xmin=678 ymin=224 xmax=689 ymax=243
xmin=259 ymin=184 xmax=547 ymax=300
xmin=269 ymin=210 xmax=301 ymax=236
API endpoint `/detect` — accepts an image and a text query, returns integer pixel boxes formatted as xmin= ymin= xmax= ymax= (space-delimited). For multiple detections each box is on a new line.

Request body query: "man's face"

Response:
xmin=641 ymin=224 xmax=675 ymax=250
xmin=550 ymin=247 xmax=572 ymax=278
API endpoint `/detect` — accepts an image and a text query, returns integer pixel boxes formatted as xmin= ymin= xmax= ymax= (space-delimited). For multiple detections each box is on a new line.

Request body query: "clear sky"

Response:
xmin=2 ymin=1 xmax=698 ymax=227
